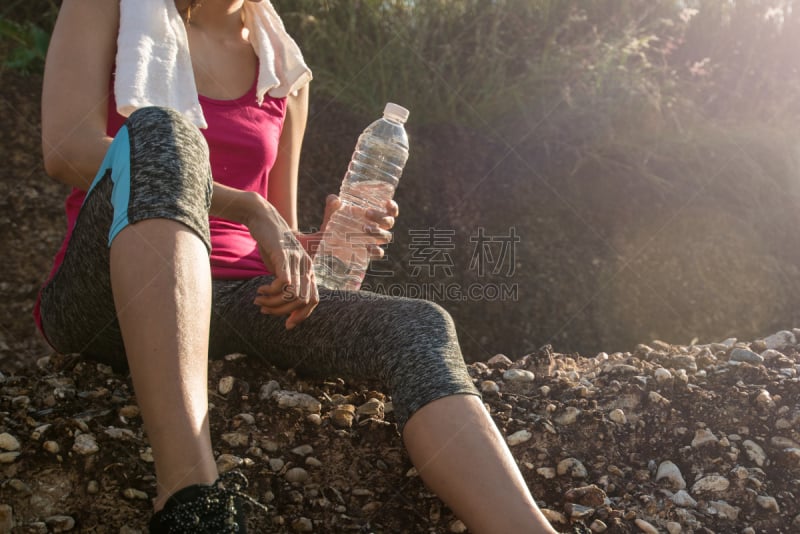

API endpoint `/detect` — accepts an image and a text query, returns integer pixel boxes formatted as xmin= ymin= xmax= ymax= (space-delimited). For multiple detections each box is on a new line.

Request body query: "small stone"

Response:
xmin=216 ymin=454 xmax=243 ymax=473
xmin=564 ymin=484 xmax=607 ymax=507
xmin=291 ymin=517 xmax=313 ymax=532
xmin=634 ymin=519 xmax=659 ymax=534
xmin=306 ymin=413 xmax=322 ymax=425
xmin=43 ymin=441 xmax=60 ymax=454
xmin=666 ymin=522 xmax=681 ymax=534
xmin=122 ymin=488 xmax=149 ymax=500
xmin=656 ymin=461 xmax=686 ymax=490
xmin=608 ymin=409 xmax=627 ymax=424
xmin=119 ymin=405 xmax=140 ymax=418
xmin=259 ymin=380 xmax=280 ymax=400
xmin=554 ymin=406 xmax=580 ymax=426
xmin=507 ymin=430 xmax=532 ymax=446
xmin=45 ymin=515 xmax=75 ymax=532
xmin=537 ymin=467 xmax=556 ymax=479
xmin=87 ymin=481 xmax=100 ymax=494
xmin=331 ymin=404 xmax=356 ymax=429
xmin=755 ymin=495 xmax=779 ymax=513
xmin=361 ymin=502 xmax=382 ymax=514
xmin=755 ymin=390 xmax=775 ymax=410
xmin=566 ymin=503 xmax=594 ymax=519
xmin=480 ymin=380 xmax=500 ymax=394
xmin=502 ymin=369 xmax=535 ymax=383
xmin=72 ymin=434 xmax=99 ymax=455
xmin=272 ymin=390 xmax=321 ymax=413
xmin=448 ymin=519 xmax=468 ymax=533
xmin=305 ymin=457 xmax=322 ymax=467
xmin=763 ymin=330 xmax=795 ymax=350
xmin=218 ymin=376 xmax=235 ymax=395
xmin=771 ymin=436 xmax=800 ymax=449
xmin=119 ymin=526 xmax=142 ymax=534
xmin=352 ymin=488 xmax=373 ymax=497
xmin=590 ymin=519 xmax=608 ymax=532
xmin=692 ymin=428 xmax=719 ymax=448
xmin=234 ymin=413 xmax=255 ymax=426
xmin=670 ymin=490 xmax=697 ymax=508
xmin=743 ymin=439 xmax=767 ymax=467
xmin=220 ymin=432 xmax=249 ymax=448
xmin=0 ymin=433 xmax=20 ymax=451
xmin=356 ymin=398 xmax=384 ymax=417
xmin=557 ymin=457 xmax=588 ymax=478
xmin=0 ymin=504 xmax=12 ymax=532
xmin=285 ymin=467 xmax=310 ymax=484
xmin=540 ymin=509 xmax=567 ymax=525
xmin=140 ymin=448 xmax=154 ymax=463
xmin=291 ymin=444 xmax=314 ymax=456
xmin=7 ymin=479 xmax=31 ymax=495
xmin=104 ymin=427 xmax=135 ymax=440
xmin=760 ymin=349 xmax=784 ymax=362
xmin=648 ymin=391 xmax=670 ymax=406
xmin=692 ymin=475 xmax=730 ymax=493
xmin=269 ymin=458 xmax=285 ymax=472
xmin=654 ymin=368 xmax=672 ymax=383
xmin=487 ymin=354 xmax=512 ymax=368
xmin=707 ymin=500 xmax=740 ymax=520
xmin=730 ymin=348 xmax=764 ymax=364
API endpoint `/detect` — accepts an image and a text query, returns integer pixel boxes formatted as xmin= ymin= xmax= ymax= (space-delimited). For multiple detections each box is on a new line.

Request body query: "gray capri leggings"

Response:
xmin=38 ymin=107 xmax=478 ymax=430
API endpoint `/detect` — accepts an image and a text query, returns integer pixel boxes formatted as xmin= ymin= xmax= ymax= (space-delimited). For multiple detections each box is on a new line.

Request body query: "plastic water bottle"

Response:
xmin=313 ymin=103 xmax=410 ymax=290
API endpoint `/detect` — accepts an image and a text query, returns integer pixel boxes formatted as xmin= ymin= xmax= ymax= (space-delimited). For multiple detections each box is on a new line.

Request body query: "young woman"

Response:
xmin=38 ymin=1 xmax=557 ymax=532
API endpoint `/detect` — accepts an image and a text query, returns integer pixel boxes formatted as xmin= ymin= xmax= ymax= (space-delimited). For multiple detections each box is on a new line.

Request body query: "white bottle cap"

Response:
xmin=384 ymin=102 xmax=409 ymax=123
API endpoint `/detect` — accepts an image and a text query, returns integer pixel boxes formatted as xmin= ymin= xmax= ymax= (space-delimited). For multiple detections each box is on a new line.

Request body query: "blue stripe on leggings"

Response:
xmin=84 ymin=126 xmax=133 ymax=247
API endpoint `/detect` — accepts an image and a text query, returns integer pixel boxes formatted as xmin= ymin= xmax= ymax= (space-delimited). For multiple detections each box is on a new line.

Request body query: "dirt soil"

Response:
xmin=2 ymin=72 xmax=800 ymax=533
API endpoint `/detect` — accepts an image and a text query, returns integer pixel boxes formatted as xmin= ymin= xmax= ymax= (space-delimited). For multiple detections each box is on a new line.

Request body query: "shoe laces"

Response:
xmin=157 ymin=471 xmax=269 ymax=533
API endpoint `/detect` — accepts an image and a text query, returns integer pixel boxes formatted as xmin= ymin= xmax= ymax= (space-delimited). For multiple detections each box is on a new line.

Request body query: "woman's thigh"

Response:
xmin=210 ymin=276 xmax=479 ymax=429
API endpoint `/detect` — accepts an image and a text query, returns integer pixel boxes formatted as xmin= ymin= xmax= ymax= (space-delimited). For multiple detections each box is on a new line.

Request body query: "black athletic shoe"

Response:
xmin=148 ymin=471 xmax=267 ymax=533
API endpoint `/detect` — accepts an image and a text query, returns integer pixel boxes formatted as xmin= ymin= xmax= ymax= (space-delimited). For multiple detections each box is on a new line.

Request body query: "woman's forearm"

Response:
xmin=42 ymin=133 xmax=113 ymax=191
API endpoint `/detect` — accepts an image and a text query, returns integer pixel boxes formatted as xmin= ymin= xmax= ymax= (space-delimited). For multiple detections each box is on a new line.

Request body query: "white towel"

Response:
xmin=115 ymin=0 xmax=312 ymax=129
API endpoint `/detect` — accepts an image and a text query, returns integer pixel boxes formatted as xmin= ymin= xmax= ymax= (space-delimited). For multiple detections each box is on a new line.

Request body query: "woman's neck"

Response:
xmin=179 ymin=0 xmax=247 ymax=35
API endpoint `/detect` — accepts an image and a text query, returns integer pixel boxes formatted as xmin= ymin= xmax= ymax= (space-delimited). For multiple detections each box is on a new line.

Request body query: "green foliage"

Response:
xmin=0 ymin=17 xmax=50 ymax=74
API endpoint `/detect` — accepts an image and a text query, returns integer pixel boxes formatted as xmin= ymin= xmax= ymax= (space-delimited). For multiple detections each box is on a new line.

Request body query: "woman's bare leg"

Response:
xmin=110 ymin=218 xmax=217 ymax=511
xmin=403 ymin=394 xmax=557 ymax=534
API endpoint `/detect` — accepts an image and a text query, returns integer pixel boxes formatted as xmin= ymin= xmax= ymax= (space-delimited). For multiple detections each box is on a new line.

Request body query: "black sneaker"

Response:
xmin=148 ymin=471 xmax=268 ymax=533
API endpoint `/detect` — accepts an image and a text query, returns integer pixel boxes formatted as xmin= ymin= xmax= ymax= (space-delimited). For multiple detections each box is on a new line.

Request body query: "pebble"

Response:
xmin=540 ymin=509 xmax=567 ymax=525
xmin=506 ymin=430 xmax=532 ymax=446
xmin=763 ymin=330 xmax=795 ymax=350
xmin=331 ymin=404 xmax=356 ymax=429
xmin=0 ymin=504 xmax=12 ymax=532
xmin=656 ymin=461 xmax=686 ymax=489
xmin=590 ymin=519 xmax=607 ymax=532
xmin=707 ymin=500 xmax=740 ymax=520
xmin=7 ymin=479 xmax=31 ymax=495
xmin=743 ymin=439 xmax=767 ymax=466
xmin=654 ymin=368 xmax=672 ymax=383
xmin=480 ymin=380 xmax=500 ymax=394
xmin=729 ymin=348 xmax=764 ymax=364
xmin=565 ymin=503 xmax=594 ymax=519
xmin=666 ymin=522 xmax=681 ymax=534
xmin=487 ymin=354 xmax=512 ymax=368
xmin=306 ymin=413 xmax=322 ymax=425
xmin=220 ymin=432 xmax=249 ymax=448
xmin=634 ymin=518 xmax=659 ymax=534
xmin=45 ymin=515 xmax=75 ymax=532
xmin=502 ymin=369 xmax=535 ymax=383
xmin=356 ymin=398 xmax=384 ymax=417
xmin=272 ymin=390 xmax=321 ymax=413
xmin=691 ymin=428 xmax=719 ymax=448
xmin=285 ymin=467 xmax=310 ymax=484
xmin=72 ymin=434 xmax=99 ymax=455
xmin=104 ymin=427 xmax=135 ymax=440
xmin=234 ymin=413 xmax=255 ymax=426
xmin=756 ymin=495 xmax=779 ymax=513
xmin=608 ymin=408 xmax=627 ymax=424
xmin=305 ymin=457 xmax=322 ymax=467
xmin=754 ymin=389 xmax=775 ymax=410
xmin=218 ymin=376 xmax=235 ymax=395
xmin=140 ymin=448 xmax=154 ymax=463
xmin=122 ymin=488 xmax=149 ymax=500
xmin=771 ymin=436 xmax=800 ymax=449
xmin=692 ymin=475 xmax=730 ymax=493
xmin=216 ymin=454 xmax=243 ymax=473
xmin=557 ymin=457 xmax=588 ymax=478
xmin=291 ymin=517 xmax=313 ymax=532
xmin=0 ymin=433 xmax=20 ymax=451
xmin=43 ymin=441 xmax=60 ymax=454
xmin=269 ymin=458 xmax=285 ymax=472
xmin=259 ymin=380 xmax=280 ymax=400
xmin=537 ymin=467 xmax=556 ymax=479
xmin=119 ymin=405 xmax=140 ymax=419
xmin=670 ymin=490 xmax=697 ymax=507
xmin=554 ymin=406 xmax=580 ymax=426
xmin=564 ymin=485 xmax=607 ymax=507
xmin=648 ymin=391 xmax=670 ymax=406
xmin=87 ymin=481 xmax=99 ymax=494
xmin=292 ymin=444 xmax=314 ymax=456
xmin=760 ymin=349 xmax=784 ymax=362
xmin=448 ymin=519 xmax=468 ymax=533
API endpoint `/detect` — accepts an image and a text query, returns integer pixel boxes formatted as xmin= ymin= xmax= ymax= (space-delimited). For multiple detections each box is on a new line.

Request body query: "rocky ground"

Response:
xmin=1 ymin=329 xmax=799 ymax=533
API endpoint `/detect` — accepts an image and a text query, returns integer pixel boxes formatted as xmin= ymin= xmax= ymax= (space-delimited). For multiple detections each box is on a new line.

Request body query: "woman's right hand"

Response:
xmin=245 ymin=196 xmax=319 ymax=330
